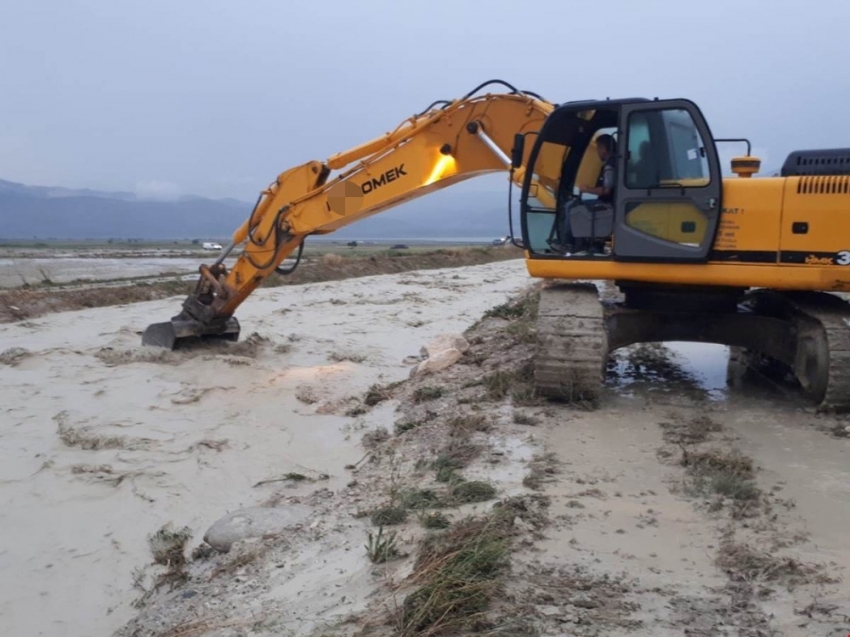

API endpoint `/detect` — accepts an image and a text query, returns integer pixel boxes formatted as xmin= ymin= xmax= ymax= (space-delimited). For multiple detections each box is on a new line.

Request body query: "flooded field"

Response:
xmin=0 ymin=256 xmax=229 ymax=287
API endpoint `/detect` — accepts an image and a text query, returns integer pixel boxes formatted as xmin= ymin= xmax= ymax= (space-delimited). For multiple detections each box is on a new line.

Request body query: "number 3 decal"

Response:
xmin=837 ymin=251 xmax=850 ymax=265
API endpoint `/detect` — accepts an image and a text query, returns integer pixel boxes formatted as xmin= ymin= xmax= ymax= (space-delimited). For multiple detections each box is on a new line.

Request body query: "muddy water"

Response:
xmin=0 ymin=260 xmax=532 ymax=637
xmin=0 ymin=257 xmax=239 ymax=287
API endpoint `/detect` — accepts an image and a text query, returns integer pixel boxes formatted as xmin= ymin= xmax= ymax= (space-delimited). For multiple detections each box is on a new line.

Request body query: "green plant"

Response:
xmin=449 ymin=481 xmax=497 ymax=504
xmin=401 ymin=488 xmax=444 ymax=510
xmin=413 ymin=386 xmax=446 ymax=402
xmin=366 ymin=526 xmax=400 ymax=564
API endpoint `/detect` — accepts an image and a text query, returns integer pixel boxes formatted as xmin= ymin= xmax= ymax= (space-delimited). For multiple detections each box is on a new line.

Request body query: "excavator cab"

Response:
xmin=517 ymin=98 xmax=723 ymax=263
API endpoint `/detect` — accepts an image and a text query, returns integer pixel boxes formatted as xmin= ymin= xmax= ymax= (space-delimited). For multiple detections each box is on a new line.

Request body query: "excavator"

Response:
xmin=141 ymin=80 xmax=850 ymax=411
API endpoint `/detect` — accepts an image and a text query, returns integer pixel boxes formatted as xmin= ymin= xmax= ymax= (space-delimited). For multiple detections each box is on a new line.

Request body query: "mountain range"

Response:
xmin=0 ymin=178 xmax=512 ymax=241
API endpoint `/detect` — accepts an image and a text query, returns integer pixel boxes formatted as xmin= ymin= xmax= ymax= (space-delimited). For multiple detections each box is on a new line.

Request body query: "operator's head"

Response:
xmin=595 ymin=134 xmax=615 ymax=160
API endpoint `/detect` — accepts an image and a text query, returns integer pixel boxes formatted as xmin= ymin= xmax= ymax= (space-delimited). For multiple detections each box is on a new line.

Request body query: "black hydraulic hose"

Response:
xmin=460 ymin=79 xmax=523 ymax=99
xmin=520 ymin=89 xmax=546 ymax=101
xmin=507 ymin=170 xmax=523 ymax=248
xmin=275 ymin=238 xmax=305 ymax=276
xmin=415 ymin=99 xmax=452 ymax=117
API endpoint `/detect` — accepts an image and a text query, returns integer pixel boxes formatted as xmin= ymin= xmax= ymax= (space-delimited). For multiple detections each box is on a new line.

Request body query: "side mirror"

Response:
xmin=511 ymin=134 xmax=524 ymax=169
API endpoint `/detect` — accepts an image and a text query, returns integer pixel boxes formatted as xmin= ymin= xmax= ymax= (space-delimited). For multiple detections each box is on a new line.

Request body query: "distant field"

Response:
xmin=0 ymin=239 xmax=509 ymax=288
xmin=0 ymin=244 xmax=522 ymax=322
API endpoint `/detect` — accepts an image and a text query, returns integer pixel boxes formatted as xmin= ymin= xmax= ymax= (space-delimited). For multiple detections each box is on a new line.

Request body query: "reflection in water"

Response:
xmin=607 ymin=341 xmax=730 ymax=401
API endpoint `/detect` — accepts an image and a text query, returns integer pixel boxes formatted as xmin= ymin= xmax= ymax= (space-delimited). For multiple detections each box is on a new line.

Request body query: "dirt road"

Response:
xmin=1 ymin=261 xmax=849 ymax=637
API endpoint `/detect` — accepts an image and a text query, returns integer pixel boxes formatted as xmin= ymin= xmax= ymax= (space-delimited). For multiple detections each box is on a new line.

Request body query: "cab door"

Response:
xmin=613 ymin=100 xmax=722 ymax=261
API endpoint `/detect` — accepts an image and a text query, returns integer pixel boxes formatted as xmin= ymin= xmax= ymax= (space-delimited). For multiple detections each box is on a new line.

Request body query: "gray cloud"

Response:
xmin=1 ymin=0 xmax=847 ymax=201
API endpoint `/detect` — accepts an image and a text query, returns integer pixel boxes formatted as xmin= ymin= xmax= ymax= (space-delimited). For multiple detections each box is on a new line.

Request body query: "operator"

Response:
xmin=550 ymin=134 xmax=617 ymax=255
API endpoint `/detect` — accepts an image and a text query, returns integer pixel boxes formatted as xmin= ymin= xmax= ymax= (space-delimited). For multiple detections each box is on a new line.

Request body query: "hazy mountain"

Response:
xmin=0 ymin=179 xmax=512 ymax=240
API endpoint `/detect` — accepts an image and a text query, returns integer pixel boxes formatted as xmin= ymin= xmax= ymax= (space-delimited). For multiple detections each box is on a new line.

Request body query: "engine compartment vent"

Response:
xmin=782 ymin=148 xmax=850 ymax=176
xmin=797 ymin=175 xmax=850 ymax=195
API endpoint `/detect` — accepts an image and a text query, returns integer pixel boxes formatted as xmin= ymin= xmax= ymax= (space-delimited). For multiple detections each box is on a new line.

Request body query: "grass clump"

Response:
xmin=522 ymin=452 xmax=560 ymax=491
xmin=328 ymin=350 xmax=366 ymax=364
xmin=420 ymin=511 xmax=451 ymax=530
xmin=717 ymin=541 xmax=831 ymax=588
xmin=371 ymin=505 xmax=408 ymax=526
xmin=482 ymin=293 xmax=539 ymax=321
xmin=512 ymin=411 xmax=539 ymax=426
xmin=394 ymin=420 xmax=422 ymax=435
xmin=398 ymin=516 xmax=512 ymax=635
xmin=364 ymin=380 xmax=403 ymax=406
xmin=148 ymin=523 xmax=192 ymax=567
xmin=413 ymin=386 xmax=446 ymax=403
xmin=449 ymin=481 xmax=497 ymax=504
xmin=681 ymin=448 xmax=760 ymax=501
xmin=345 ymin=405 xmax=367 ymax=417
xmin=449 ymin=413 xmax=490 ymax=433
xmin=482 ymin=370 xmax=515 ymax=400
xmin=366 ymin=526 xmax=400 ymax=564
xmin=661 ymin=415 xmax=722 ymax=445
xmin=401 ymin=488 xmax=444 ymax=510
xmin=362 ymin=427 xmax=390 ymax=448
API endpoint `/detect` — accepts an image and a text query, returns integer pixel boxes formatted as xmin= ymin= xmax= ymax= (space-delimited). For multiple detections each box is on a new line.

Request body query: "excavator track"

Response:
xmin=533 ymin=283 xmax=608 ymax=404
xmin=785 ymin=292 xmax=850 ymax=411
xmin=744 ymin=290 xmax=850 ymax=411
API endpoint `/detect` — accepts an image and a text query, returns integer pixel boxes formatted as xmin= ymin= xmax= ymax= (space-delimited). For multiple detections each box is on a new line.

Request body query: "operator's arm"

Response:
xmin=579 ymin=163 xmax=614 ymax=197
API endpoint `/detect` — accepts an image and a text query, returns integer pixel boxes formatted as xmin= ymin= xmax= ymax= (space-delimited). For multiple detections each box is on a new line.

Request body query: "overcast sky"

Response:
xmin=2 ymin=0 xmax=848 ymax=201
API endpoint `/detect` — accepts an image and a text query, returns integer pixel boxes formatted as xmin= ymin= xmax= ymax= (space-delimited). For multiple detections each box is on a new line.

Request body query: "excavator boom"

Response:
xmin=142 ymin=82 xmax=553 ymax=349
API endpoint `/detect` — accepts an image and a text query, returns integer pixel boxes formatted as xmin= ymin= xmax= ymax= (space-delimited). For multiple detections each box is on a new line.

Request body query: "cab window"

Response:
xmin=626 ymin=109 xmax=710 ymax=189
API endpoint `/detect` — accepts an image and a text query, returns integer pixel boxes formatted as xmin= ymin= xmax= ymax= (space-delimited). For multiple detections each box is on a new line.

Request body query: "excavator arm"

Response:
xmin=142 ymin=82 xmax=555 ymax=348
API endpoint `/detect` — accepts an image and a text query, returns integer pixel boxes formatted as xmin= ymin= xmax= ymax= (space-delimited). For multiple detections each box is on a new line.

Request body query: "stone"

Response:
xmin=420 ymin=334 xmax=469 ymax=358
xmin=410 ymin=348 xmax=462 ymax=377
xmin=203 ymin=505 xmax=311 ymax=552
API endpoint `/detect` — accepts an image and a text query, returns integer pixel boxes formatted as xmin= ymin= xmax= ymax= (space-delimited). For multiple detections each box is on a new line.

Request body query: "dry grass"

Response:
xmin=413 ymin=386 xmax=446 ymax=403
xmin=55 ymin=411 xmax=134 ymax=450
xmin=420 ymin=511 xmax=451 ymax=530
xmin=522 ymin=452 xmax=560 ymax=491
xmin=716 ymin=541 xmax=833 ymax=589
xmin=362 ymin=427 xmax=390 ymax=448
xmin=512 ymin=411 xmax=539 ymax=426
xmin=660 ymin=415 xmax=723 ymax=445
xmin=482 ymin=370 xmax=514 ymax=400
xmin=680 ymin=447 xmax=761 ymax=502
xmin=448 ymin=481 xmax=497 ymax=504
xmin=149 ymin=523 xmax=193 ymax=567
xmin=448 ymin=413 xmax=490 ymax=433
xmin=328 ymin=350 xmax=367 ymax=363
xmin=209 ymin=545 xmax=267 ymax=580
xmin=371 ymin=505 xmax=408 ymax=526
xmin=397 ymin=515 xmax=512 ymax=636
xmin=364 ymin=380 xmax=404 ymax=406
xmin=0 ymin=347 xmax=29 ymax=366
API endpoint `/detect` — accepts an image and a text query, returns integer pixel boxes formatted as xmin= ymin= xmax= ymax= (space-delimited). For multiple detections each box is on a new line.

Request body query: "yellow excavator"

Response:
xmin=142 ymin=80 xmax=850 ymax=410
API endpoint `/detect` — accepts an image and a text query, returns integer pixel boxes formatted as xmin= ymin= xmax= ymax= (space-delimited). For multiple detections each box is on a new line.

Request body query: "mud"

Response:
xmin=2 ymin=270 xmax=850 ymax=637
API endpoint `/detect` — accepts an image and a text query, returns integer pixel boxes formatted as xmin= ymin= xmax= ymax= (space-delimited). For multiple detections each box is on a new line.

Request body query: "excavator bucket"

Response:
xmin=141 ymin=316 xmax=240 ymax=350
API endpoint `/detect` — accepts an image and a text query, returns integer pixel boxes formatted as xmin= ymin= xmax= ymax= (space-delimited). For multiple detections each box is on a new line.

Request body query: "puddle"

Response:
xmin=607 ymin=341 xmax=730 ymax=401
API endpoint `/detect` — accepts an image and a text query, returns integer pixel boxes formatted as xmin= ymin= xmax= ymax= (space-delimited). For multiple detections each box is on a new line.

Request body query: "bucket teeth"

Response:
xmin=141 ymin=317 xmax=240 ymax=350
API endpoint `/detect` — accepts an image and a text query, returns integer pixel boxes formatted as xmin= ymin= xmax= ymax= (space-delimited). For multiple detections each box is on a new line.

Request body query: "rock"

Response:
xmin=410 ymin=348 xmax=462 ymax=377
xmin=203 ymin=505 xmax=311 ymax=552
xmin=537 ymin=604 xmax=562 ymax=617
xmin=420 ymin=334 xmax=469 ymax=358
xmin=569 ymin=592 xmax=599 ymax=609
